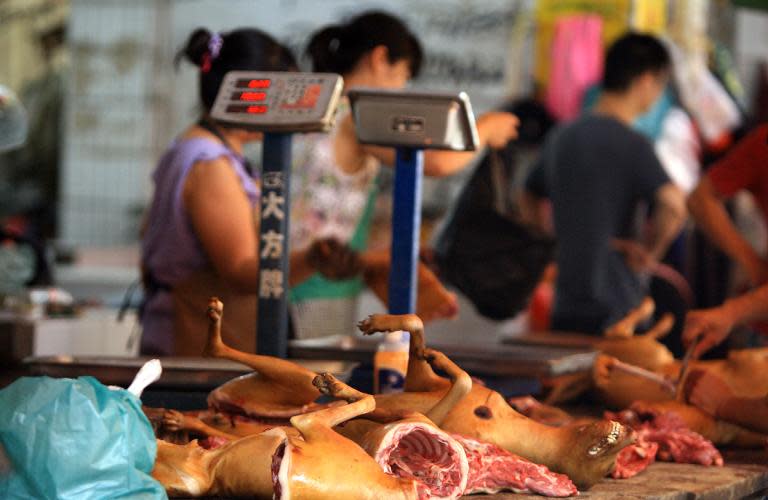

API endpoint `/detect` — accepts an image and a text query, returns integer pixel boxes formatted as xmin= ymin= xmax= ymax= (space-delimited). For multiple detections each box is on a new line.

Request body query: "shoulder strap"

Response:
xmin=197 ymin=117 xmax=255 ymax=176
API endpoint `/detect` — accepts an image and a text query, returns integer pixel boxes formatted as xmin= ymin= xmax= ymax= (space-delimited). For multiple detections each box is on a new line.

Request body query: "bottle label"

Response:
xmin=377 ymin=368 xmax=405 ymax=394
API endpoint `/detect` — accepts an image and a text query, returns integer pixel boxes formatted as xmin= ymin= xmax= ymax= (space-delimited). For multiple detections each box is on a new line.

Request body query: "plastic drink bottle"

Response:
xmin=374 ymin=330 xmax=409 ymax=393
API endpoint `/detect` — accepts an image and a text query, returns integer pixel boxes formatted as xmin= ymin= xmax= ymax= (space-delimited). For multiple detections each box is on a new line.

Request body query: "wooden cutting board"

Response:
xmin=475 ymin=452 xmax=768 ymax=499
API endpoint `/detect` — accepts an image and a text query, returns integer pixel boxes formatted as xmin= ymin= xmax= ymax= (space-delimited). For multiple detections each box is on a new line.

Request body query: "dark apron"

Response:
xmin=170 ymin=268 xmax=257 ymax=356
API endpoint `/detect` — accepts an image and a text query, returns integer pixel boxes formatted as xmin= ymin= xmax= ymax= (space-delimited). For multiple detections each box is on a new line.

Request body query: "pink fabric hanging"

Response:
xmin=545 ymin=15 xmax=604 ymax=122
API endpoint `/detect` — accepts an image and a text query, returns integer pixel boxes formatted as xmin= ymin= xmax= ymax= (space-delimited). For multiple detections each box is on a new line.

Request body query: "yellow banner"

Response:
xmin=534 ymin=0 xmax=631 ymax=86
xmin=633 ymin=0 xmax=667 ymax=35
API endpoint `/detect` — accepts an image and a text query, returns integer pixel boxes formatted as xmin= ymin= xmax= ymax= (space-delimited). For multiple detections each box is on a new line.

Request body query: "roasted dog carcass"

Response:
xmin=506 ymin=396 xmax=724 ymax=478
xmin=203 ymin=298 xmax=337 ymax=420
xmin=191 ymin=298 xmax=577 ymax=498
xmin=153 ymin=375 xmax=422 ymax=499
xmin=152 ymin=429 xmax=285 ymax=497
xmin=324 ymin=350 xmax=577 ymax=497
xmin=360 ymin=314 xmax=634 ymax=489
xmin=590 ymin=299 xmax=768 ymax=448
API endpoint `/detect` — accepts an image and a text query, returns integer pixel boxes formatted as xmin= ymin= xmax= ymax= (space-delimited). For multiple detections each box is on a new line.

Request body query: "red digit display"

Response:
xmin=247 ymin=105 xmax=268 ymax=114
xmin=234 ymin=78 xmax=271 ymax=89
xmin=249 ymin=79 xmax=270 ymax=89
xmin=237 ymin=91 xmax=267 ymax=101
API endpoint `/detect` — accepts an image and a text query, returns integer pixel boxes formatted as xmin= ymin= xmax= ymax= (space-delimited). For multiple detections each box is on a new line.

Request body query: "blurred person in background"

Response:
xmin=523 ymin=32 xmax=687 ymax=335
xmin=289 ymin=10 xmax=519 ymax=338
xmin=140 ymin=27 xmax=357 ymax=356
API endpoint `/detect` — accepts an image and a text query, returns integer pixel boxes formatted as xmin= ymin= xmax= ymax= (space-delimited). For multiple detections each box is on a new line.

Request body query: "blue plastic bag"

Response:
xmin=0 ymin=376 xmax=167 ymax=499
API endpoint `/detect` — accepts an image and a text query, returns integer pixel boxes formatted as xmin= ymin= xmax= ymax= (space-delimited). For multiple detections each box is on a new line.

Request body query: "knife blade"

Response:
xmin=675 ymin=337 xmax=700 ymax=401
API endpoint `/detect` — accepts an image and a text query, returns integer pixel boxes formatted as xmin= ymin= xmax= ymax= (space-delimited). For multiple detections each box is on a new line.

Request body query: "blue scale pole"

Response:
xmin=388 ymin=147 xmax=424 ymax=314
xmin=257 ymin=132 xmax=292 ymax=357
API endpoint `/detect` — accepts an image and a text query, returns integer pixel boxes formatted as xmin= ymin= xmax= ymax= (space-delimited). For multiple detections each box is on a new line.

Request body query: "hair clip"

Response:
xmin=202 ymin=32 xmax=223 ymax=73
xmin=328 ymin=37 xmax=340 ymax=53
xmin=208 ymin=33 xmax=223 ymax=60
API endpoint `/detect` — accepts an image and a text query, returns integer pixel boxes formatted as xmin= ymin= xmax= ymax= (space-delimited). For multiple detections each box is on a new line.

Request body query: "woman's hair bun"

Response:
xmin=305 ymin=25 xmax=344 ymax=73
xmin=181 ymin=28 xmax=212 ymax=67
xmin=178 ymin=26 xmax=298 ymax=110
xmin=305 ymin=11 xmax=423 ymax=77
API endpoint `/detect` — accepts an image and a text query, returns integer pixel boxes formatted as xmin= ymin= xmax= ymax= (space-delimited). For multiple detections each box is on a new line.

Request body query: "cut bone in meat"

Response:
xmin=452 ymin=434 xmax=578 ymax=497
xmin=375 ymin=424 xmax=468 ymax=500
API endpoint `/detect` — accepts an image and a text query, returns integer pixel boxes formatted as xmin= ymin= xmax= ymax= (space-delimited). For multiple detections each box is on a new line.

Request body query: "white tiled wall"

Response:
xmin=60 ymin=0 xmax=167 ymax=246
xmin=60 ymin=0 xmax=531 ymax=246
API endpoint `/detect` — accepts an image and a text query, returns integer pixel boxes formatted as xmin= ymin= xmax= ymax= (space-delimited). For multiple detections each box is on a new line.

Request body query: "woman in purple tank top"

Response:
xmin=141 ymin=27 xmax=357 ymax=356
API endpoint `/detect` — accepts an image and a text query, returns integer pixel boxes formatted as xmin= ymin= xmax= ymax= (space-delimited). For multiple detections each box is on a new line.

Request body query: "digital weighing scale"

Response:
xmin=347 ymin=89 xmax=479 ymax=313
xmin=210 ymin=71 xmax=343 ymax=357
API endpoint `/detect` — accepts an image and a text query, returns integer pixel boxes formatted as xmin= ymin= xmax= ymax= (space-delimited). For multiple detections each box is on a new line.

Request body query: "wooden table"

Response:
xmin=182 ymin=452 xmax=768 ymax=500
xmin=472 ymin=451 xmax=768 ymax=499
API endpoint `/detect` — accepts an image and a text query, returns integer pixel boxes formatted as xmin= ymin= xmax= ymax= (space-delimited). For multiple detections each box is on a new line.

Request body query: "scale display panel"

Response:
xmin=211 ymin=71 xmax=343 ymax=132
xmin=347 ymin=89 xmax=479 ymax=151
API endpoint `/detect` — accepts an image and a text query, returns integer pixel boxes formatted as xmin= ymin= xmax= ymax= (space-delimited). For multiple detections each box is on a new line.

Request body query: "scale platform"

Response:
xmin=288 ymin=336 xmax=596 ymax=378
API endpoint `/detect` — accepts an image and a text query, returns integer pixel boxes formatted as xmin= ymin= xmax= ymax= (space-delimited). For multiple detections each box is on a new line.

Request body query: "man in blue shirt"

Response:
xmin=523 ymin=33 xmax=687 ymax=334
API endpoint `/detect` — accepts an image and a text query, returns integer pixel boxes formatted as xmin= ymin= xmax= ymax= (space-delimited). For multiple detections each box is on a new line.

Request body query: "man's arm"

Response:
xmin=683 ymin=284 xmax=768 ymax=357
xmin=647 ymin=183 xmax=687 ymax=261
xmin=687 ymin=176 xmax=767 ymax=285
xmin=718 ymin=283 xmax=768 ymax=326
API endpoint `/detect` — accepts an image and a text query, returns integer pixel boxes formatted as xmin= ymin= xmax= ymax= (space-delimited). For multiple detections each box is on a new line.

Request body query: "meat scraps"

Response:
xmin=452 ymin=434 xmax=578 ymax=497
xmin=606 ymin=404 xmax=723 ymax=479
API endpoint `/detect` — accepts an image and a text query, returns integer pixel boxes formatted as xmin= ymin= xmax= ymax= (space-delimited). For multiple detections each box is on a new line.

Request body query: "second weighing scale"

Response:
xmin=347 ymin=89 xmax=479 ymax=313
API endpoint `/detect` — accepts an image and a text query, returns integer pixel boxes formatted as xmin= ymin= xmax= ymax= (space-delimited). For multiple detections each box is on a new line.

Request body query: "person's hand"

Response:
xmin=305 ymin=238 xmax=362 ymax=280
xmin=592 ymin=354 xmax=617 ymax=387
xmin=477 ymin=112 xmax=519 ymax=149
xmin=682 ymin=306 xmax=734 ymax=358
xmin=612 ymin=239 xmax=657 ymax=274
xmin=683 ymin=369 xmax=734 ymax=417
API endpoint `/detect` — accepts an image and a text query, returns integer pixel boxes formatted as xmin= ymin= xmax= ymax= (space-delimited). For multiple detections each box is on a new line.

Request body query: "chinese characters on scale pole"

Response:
xmin=257 ymin=134 xmax=292 ymax=357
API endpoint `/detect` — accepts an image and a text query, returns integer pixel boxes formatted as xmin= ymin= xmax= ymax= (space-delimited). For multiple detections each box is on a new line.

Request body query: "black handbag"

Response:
xmin=434 ymin=149 xmax=555 ymax=320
